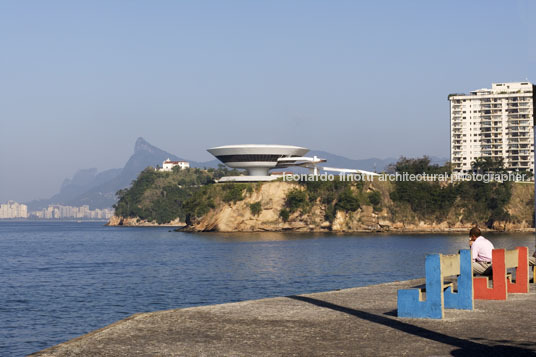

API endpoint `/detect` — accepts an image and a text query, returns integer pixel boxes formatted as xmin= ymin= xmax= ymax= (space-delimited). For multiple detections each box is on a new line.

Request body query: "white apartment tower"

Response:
xmin=449 ymin=82 xmax=535 ymax=173
xmin=0 ymin=201 xmax=28 ymax=218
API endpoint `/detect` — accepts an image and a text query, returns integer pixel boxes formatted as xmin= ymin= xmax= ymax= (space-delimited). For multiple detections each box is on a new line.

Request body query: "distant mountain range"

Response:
xmin=25 ymin=138 xmax=447 ymax=210
xmin=308 ymin=150 xmax=447 ymax=173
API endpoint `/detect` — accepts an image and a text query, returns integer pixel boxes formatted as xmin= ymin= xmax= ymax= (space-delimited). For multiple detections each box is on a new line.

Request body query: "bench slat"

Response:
xmin=441 ymin=254 xmax=460 ymax=277
xmin=504 ymin=249 xmax=518 ymax=268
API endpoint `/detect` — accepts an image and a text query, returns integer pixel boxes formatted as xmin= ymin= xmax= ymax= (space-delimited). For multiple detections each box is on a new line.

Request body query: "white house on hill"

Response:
xmin=159 ymin=158 xmax=190 ymax=171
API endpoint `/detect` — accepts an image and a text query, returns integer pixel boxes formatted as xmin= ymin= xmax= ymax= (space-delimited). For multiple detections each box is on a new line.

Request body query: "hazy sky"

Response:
xmin=1 ymin=0 xmax=536 ymax=202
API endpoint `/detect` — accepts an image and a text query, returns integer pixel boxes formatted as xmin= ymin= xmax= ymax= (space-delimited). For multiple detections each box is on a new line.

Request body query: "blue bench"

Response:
xmin=397 ymin=250 xmax=473 ymax=319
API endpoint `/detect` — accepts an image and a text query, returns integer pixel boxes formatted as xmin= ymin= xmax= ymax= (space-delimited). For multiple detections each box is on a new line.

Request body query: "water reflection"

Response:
xmin=194 ymin=231 xmax=535 ymax=246
xmin=194 ymin=231 xmax=331 ymax=242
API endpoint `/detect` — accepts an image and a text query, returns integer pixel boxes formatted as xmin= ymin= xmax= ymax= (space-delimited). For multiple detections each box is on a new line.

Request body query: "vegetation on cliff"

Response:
xmin=113 ymin=166 xmax=243 ymax=224
xmin=279 ymin=179 xmax=370 ymax=223
xmin=388 ymin=157 xmax=514 ymax=226
xmin=182 ymin=182 xmax=258 ymax=225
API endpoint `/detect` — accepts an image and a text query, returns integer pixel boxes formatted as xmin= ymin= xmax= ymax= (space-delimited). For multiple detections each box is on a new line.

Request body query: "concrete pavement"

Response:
xmin=33 ymin=279 xmax=536 ymax=356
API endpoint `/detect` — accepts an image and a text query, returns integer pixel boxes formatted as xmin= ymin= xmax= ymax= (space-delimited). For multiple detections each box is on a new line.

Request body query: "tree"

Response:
xmin=368 ymin=191 xmax=381 ymax=210
xmin=471 ymin=157 xmax=505 ymax=174
xmin=249 ymin=202 xmax=262 ymax=216
xmin=335 ymin=189 xmax=360 ymax=212
xmin=387 ymin=156 xmax=450 ymax=175
xmin=279 ymin=208 xmax=290 ymax=222
xmin=285 ymin=189 xmax=308 ymax=213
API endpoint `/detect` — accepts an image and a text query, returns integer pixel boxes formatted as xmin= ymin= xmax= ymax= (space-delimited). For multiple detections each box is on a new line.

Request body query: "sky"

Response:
xmin=1 ymin=0 xmax=536 ymax=202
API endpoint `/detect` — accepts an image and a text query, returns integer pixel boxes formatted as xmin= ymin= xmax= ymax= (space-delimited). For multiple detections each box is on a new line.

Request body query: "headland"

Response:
xmin=107 ymin=165 xmax=535 ymax=233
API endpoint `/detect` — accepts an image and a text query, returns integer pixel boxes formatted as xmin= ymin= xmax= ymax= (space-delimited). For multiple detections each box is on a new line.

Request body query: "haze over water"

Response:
xmin=1 ymin=221 xmax=534 ymax=355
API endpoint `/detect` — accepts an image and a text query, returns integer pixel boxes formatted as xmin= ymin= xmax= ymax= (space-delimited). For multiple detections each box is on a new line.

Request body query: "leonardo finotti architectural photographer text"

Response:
xmin=282 ymin=172 xmax=529 ymax=183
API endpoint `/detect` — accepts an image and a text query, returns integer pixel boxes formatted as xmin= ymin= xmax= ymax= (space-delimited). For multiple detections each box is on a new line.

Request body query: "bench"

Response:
xmin=505 ymin=247 xmax=529 ymax=293
xmin=397 ymin=250 xmax=473 ymax=319
xmin=443 ymin=250 xmax=473 ymax=310
xmin=473 ymin=246 xmax=529 ymax=300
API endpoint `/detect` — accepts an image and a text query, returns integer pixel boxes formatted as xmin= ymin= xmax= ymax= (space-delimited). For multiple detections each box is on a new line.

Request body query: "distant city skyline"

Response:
xmin=1 ymin=0 xmax=535 ymax=202
xmin=31 ymin=204 xmax=114 ymax=220
xmin=0 ymin=201 xmax=113 ymax=220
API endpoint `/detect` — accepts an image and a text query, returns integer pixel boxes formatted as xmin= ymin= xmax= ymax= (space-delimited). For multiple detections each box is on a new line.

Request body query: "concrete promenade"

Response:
xmin=34 ymin=279 xmax=536 ymax=356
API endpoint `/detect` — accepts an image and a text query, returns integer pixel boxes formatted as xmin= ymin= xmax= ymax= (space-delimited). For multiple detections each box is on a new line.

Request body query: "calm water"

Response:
xmin=0 ymin=221 xmax=534 ymax=356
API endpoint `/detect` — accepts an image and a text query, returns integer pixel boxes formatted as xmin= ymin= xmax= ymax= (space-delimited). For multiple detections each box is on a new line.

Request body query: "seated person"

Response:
xmin=469 ymin=227 xmax=493 ymax=276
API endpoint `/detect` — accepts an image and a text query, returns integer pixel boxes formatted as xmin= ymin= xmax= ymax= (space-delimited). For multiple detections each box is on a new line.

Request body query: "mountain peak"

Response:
xmin=134 ymin=137 xmax=157 ymax=153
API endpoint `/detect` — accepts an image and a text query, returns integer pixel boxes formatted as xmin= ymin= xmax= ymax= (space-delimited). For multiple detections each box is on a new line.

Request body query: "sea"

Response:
xmin=0 ymin=221 xmax=534 ymax=356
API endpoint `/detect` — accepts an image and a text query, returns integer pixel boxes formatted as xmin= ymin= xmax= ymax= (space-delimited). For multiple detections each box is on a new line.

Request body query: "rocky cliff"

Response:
xmin=177 ymin=181 xmax=533 ymax=233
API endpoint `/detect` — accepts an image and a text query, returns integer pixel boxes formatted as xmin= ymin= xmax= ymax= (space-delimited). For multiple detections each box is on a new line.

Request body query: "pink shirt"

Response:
xmin=471 ymin=236 xmax=494 ymax=262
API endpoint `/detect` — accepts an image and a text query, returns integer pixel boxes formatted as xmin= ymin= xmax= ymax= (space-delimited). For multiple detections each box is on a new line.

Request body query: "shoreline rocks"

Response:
xmin=106 ymin=214 xmax=533 ymax=233
xmin=106 ymin=216 xmax=185 ymax=227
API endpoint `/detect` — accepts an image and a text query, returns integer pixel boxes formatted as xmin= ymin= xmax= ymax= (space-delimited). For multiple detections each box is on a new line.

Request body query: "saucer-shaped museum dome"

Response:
xmin=207 ymin=144 xmax=309 ymax=176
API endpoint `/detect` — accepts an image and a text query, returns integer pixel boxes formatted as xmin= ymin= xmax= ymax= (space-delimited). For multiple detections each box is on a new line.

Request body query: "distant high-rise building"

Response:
xmin=449 ymin=82 xmax=535 ymax=174
xmin=0 ymin=201 xmax=28 ymax=218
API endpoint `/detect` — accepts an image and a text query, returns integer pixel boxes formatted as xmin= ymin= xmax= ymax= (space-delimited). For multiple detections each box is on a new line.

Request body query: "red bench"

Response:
xmin=474 ymin=246 xmax=528 ymax=300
